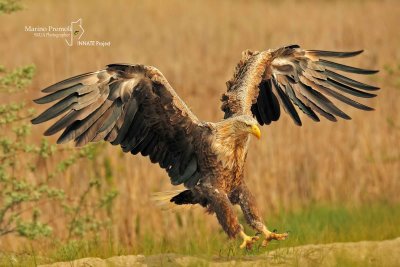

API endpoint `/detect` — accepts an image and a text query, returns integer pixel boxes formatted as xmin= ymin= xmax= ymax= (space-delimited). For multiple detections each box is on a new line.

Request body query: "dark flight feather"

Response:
xmin=32 ymin=64 xmax=203 ymax=188
xmin=319 ymin=59 xmax=379 ymax=75
xmin=220 ymin=45 xmax=378 ymax=125
xmin=326 ymin=70 xmax=379 ymax=91
xmin=272 ymin=79 xmax=302 ymax=125
xmin=306 ymin=49 xmax=363 ymax=58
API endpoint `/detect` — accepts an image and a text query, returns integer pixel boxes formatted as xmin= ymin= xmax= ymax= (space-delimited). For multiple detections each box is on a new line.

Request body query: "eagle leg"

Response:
xmin=235 ymin=182 xmax=289 ymax=247
xmin=200 ymin=184 xmax=243 ymax=238
xmin=200 ymin=183 xmax=261 ymax=248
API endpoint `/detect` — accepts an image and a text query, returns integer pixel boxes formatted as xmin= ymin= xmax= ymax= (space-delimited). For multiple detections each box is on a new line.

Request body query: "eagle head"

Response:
xmin=213 ymin=115 xmax=260 ymax=169
xmin=215 ymin=115 xmax=261 ymax=141
xmin=233 ymin=115 xmax=261 ymax=139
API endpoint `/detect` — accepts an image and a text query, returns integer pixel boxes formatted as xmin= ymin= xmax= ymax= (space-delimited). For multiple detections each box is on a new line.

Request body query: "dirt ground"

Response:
xmin=39 ymin=237 xmax=400 ymax=267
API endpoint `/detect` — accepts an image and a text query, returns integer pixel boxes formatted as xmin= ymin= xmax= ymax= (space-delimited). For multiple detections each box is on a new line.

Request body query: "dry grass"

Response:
xmin=0 ymin=0 xmax=399 ymax=250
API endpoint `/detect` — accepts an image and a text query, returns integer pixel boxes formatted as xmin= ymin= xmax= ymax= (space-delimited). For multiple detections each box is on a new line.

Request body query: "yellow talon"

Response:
xmin=261 ymin=229 xmax=289 ymax=247
xmin=239 ymin=230 xmax=259 ymax=249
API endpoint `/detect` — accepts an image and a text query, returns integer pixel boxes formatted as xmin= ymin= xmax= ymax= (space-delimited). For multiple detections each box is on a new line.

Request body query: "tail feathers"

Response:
xmin=151 ymin=190 xmax=194 ymax=212
xmin=170 ymin=190 xmax=199 ymax=205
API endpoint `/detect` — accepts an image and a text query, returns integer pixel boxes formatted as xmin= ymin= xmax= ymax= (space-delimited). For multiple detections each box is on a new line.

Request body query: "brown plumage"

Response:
xmin=31 ymin=45 xmax=379 ymax=249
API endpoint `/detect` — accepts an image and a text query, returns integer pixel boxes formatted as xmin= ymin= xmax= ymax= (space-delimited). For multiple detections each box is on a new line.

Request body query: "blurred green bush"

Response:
xmin=0 ymin=0 xmax=118 ymax=242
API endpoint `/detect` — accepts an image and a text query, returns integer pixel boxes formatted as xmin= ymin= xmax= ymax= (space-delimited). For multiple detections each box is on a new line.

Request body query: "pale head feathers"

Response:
xmin=212 ymin=115 xmax=259 ymax=169
xmin=215 ymin=115 xmax=259 ymax=138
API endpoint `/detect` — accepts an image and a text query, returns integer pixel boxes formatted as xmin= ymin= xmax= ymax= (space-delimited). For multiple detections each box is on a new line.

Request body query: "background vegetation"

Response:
xmin=0 ymin=0 xmax=399 ymax=265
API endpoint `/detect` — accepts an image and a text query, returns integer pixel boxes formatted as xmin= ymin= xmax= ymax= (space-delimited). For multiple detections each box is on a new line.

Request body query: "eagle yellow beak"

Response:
xmin=250 ymin=124 xmax=261 ymax=139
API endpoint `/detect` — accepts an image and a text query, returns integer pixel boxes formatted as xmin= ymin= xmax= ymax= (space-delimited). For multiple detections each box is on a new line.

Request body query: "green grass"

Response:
xmin=1 ymin=202 xmax=400 ymax=266
xmin=266 ymin=201 xmax=400 ymax=247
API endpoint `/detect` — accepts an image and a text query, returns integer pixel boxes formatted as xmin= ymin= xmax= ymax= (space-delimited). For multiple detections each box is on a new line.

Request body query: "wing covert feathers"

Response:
xmin=32 ymin=64 xmax=205 ymax=188
xmin=222 ymin=45 xmax=379 ymax=125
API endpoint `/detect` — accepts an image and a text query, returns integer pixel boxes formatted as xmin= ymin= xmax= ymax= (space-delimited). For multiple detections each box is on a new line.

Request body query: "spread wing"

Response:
xmin=221 ymin=45 xmax=379 ymax=125
xmin=31 ymin=64 xmax=204 ymax=188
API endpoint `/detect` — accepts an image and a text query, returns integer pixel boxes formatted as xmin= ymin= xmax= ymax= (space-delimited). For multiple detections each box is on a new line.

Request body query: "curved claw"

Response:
xmin=239 ymin=231 xmax=259 ymax=250
xmin=261 ymin=231 xmax=289 ymax=247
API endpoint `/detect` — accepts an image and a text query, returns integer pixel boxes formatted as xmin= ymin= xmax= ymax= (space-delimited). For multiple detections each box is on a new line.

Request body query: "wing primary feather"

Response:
xmin=44 ymin=93 xmax=108 ymax=135
xmin=326 ymin=70 xmax=379 ymax=90
xmin=298 ymin=80 xmax=351 ymax=120
xmin=319 ymin=59 xmax=379 ymax=75
xmin=31 ymin=94 xmax=77 ymax=124
xmin=307 ymin=102 xmax=337 ymax=121
xmin=272 ymin=79 xmax=302 ymax=125
xmin=56 ymin=100 xmax=113 ymax=144
xmin=42 ymin=71 xmax=104 ymax=93
xmin=34 ymin=84 xmax=83 ymax=104
xmin=325 ymin=78 xmax=377 ymax=98
xmin=310 ymin=82 xmax=373 ymax=111
xmin=295 ymin=84 xmax=337 ymax=121
xmin=74 ymin=105 xmax=115 ymax=147
xmin=286 ymin=83 xmax=319 ymax=121
xmin=306 ymin=50 xmax=363 ymax=58
xmin=44 ymin=110 xmax=77 ymax=136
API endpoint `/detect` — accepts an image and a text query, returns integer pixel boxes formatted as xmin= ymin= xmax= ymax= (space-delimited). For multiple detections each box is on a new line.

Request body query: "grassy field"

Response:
xmin=0 ymin=0 xmax=399 ymax=265
xmin=1 ymin=202 xmax=400 ymax=266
